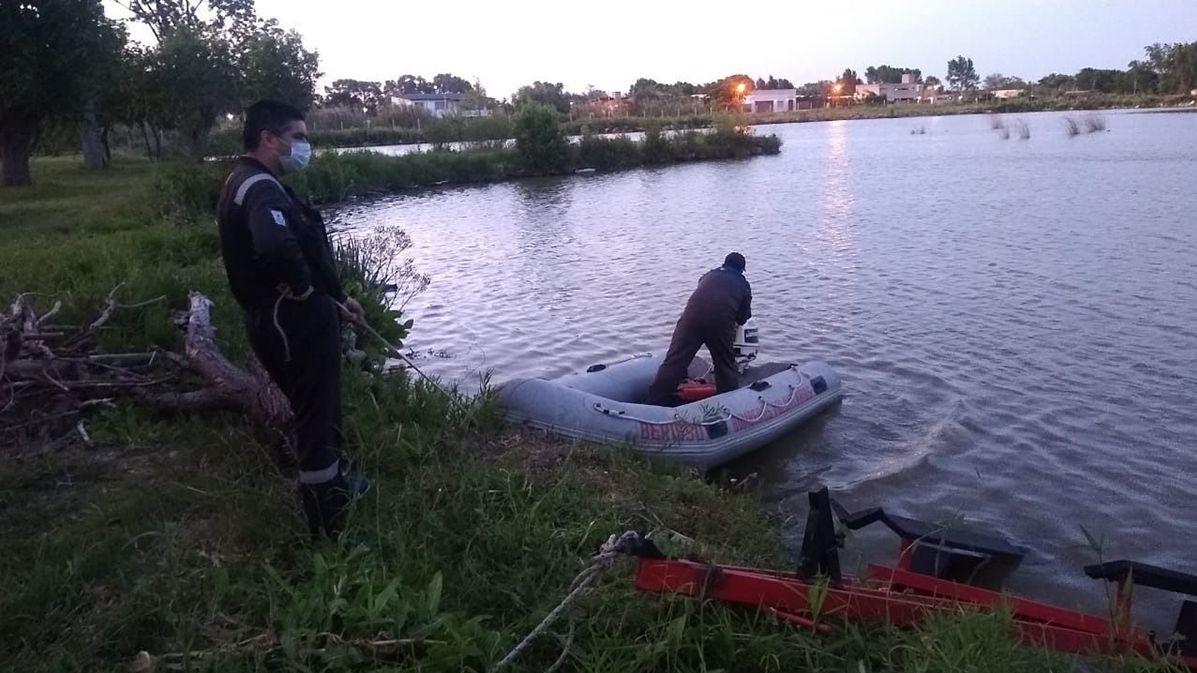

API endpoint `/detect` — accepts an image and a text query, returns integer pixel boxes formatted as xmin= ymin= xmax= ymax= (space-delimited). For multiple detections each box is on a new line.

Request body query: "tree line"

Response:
xmin=1 ymin=0 xmax=320 ymax=185
xmin=3 ymin=2 xmax=1196 ymax=187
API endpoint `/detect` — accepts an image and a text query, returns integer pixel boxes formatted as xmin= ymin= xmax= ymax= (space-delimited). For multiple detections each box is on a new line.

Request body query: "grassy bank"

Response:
xmin=287 ymin=125 xmax=780 ymax=203
xmin=0 ymin=158 xmax=1173 ymax=673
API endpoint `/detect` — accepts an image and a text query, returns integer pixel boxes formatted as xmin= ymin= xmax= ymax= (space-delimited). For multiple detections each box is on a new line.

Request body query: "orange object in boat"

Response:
xmin=677 ymin=378 xmax=717 ymax=402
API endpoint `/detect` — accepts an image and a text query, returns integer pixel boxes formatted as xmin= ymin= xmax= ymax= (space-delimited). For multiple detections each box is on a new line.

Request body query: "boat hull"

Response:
xmin=498 ymin=352 xmax=842 ymax=470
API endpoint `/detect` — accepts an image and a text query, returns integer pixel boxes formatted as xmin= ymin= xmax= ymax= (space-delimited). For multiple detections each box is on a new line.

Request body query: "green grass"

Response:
xmin=0 ymin=159 xmax=1178 ymax=673
xmin=0 ymin=156 xmax=157 ymax=237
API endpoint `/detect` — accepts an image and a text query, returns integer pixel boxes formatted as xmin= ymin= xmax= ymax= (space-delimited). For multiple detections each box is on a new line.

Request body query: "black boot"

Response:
xmin=299 ymin=473 xmax=350 ymax=539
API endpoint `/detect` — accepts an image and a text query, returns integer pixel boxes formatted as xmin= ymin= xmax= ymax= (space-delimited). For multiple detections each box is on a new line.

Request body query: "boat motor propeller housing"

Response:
xmin=733 ymin=317 xmax=759 ymax=370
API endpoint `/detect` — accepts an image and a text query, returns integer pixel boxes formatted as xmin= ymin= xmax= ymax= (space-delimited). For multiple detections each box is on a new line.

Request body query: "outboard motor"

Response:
xmin=733 ymin=317 xmax=759 ymax=371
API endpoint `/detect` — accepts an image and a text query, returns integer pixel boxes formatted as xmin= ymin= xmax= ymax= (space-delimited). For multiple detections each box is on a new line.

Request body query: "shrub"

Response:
xmin=152 ymin=160 xmax=229 ymax=223
xmin=642 ymin=120 xmax=670 ymax=163
xmin=575 ymin=134 xmax=642 ymax=170
xmin=512 ymin=102 xmax=568 ymax=174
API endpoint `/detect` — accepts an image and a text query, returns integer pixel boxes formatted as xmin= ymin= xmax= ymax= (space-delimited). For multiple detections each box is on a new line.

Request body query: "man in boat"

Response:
xmin=216 ymin=100 xmax=367 ymax=539
xmin=646 ymin=252 xmax=752 ymax=405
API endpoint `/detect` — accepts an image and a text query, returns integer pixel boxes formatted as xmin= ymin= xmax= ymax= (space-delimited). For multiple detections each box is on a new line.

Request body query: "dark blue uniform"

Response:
xmin=647 ymin=266 xmax=752 ymax=405
xmin=217 ymin=157 xmax=349 ymax=536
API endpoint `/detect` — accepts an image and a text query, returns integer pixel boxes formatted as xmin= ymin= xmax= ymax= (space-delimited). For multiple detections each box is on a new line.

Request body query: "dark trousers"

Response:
xmin=646 ymin=319 xmax=739 ymax=405
xmin=246 ymin=295 xmax=343 ymax=483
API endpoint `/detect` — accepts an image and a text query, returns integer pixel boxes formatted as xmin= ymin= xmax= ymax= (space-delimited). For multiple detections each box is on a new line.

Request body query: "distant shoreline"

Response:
xmin=192 ymin=95 xmax=1196 ymax=156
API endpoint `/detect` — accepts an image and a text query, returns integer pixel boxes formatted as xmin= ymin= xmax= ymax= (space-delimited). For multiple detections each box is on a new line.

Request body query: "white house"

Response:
xmin=391 ymin=93 xmax=491 ymax=118
xmin=991 ymin=89 xmax=1025 ymax=100
xmin=854 ymin=73 xmax=927 ymax=103
xmin=742 ymin=88 xmax=799 ymax=113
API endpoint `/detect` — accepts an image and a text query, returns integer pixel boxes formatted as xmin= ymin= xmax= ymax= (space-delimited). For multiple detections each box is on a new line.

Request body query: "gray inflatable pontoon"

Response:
xmin=498 ymin=353 xmax=842 ymax=470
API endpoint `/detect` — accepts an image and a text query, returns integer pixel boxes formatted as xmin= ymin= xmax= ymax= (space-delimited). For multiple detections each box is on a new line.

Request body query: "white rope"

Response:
xmin=728 ymin=384 xmax=802 ymax=424
xmin=492 ymin=531 xmax=640 ymax=671
xmin=592 ymin=402 xmax=731 ymax=426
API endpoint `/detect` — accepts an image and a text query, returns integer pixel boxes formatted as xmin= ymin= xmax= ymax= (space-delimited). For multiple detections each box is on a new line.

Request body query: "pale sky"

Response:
xmin=105 ymin=0 xmax=1197 ymax=99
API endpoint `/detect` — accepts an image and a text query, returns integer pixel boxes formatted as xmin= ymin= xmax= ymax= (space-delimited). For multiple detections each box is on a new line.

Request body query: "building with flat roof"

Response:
xmin=742 ymin=89 xmax=798 ymax=113
xmin=391 ymin=93 xmax=491 ymax=118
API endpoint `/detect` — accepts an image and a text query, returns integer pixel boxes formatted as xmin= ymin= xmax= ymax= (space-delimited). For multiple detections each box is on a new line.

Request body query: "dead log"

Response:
xmin=2 ymin=290 xmax=295 ymax=464
xmin=138 ymin=293 xmax=295 ymax=464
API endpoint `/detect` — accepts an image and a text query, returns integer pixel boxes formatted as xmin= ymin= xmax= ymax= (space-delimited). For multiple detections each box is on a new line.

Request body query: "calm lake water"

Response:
xmin=333 ymin=109 xmax=1197 ymax=626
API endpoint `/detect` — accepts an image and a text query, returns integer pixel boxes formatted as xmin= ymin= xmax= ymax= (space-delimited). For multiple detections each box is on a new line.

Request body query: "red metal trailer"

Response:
xmin=631 ymin=489 xmax=1197 ymax=669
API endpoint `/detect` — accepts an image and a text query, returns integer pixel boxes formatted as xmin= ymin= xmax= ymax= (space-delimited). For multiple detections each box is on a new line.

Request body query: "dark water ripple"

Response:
xmin=333 ymin=110 xmax=1197 ymax=627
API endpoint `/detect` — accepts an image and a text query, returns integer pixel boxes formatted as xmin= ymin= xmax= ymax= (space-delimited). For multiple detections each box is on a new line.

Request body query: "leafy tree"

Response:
xmin=151 ymin=26 xmax=241 ymax=156
xmin=0 ymin=0 xmax=124 ymax=185
xmin=838 ymin=69 xmax=860 ymax=95
xmin=120 ymin=0 xmax=255 ymax=41
xmin=756 ymin=75 xmax=795 ymax=90
xmin=1074 ymin=68 xmax=1122 ymax=93
xmin=672 ymin=81 xmax=698 ymax=96
xmin=1144 ymin=42 xmax=1197 ymax=93
xmin=431 ymin=73 xmax=474 ymax=94
xmin=984 ymin=73 xmax=1027 ymax=90
xmin=946 ymin=55 xmax=979 ymax=91
xmin=1037 ymin=72 xmax=1074 ymax=91
xmin=513 ymin=81 xmax=571 ymax=114
xmin=628 ymin=78 xmax=664 ymax=100
xmin=629 ymin=78 xmax=700 ymax=98
xmin=797 ymin=80 xmax=833 ymax=97
xmin=101 ymin=44 xmax=172 ymax=158
xmin=383 ymin=75 xmax=433 ymax=97
xmin=324 ymin=79 xmax=385 ymax=110
xmin=924 ymin=76 xmax=942 ymax=87
xmin=704 ymin=74 xmax=754 ymax=108
xmin=864 ymin=65 xmax=921 ymax=84
xmin=1123 ymin=60 xmax=1159 ymax=94
xmin=512 ymin=102 xmax=567 ymax=173
xmin=237 ymin=20 xmax=320 ymax=109
xmin=118 ymin=0 xmax=318 ymax=157
xmin=117 ymin=0 xmax=253 ymax=40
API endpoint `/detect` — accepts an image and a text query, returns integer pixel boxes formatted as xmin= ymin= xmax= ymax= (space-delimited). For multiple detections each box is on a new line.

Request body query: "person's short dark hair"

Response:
xmin=724 ymin=252 xmax=746 ymax=271
xmin=243 ymin=100 xmax=305 ymax=151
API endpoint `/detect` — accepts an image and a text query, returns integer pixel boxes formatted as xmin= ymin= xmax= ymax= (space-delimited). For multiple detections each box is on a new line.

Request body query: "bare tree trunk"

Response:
xmin=0 ymin=115 xmax=36 ymax=186
xmin=81 ymin=101 xmax=110 ymax=170
xmin=139 ymin=122 xmax=154 ymax=159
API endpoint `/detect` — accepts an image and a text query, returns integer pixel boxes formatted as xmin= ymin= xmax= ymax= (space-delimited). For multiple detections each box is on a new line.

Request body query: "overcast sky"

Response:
xmin=105 ymin=0 xmax=1197 ymax=98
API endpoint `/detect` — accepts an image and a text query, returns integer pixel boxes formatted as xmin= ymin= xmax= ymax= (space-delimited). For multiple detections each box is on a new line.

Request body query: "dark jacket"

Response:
xmin=679 ymin=266 xmax=752 ymax=330
xmin=217 ymin=157 xmax=345 ymax=311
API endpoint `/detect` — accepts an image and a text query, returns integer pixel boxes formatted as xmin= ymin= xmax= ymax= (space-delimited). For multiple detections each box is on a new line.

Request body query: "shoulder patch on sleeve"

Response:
xmin=270 ymin=209 xmax=287 ymax=227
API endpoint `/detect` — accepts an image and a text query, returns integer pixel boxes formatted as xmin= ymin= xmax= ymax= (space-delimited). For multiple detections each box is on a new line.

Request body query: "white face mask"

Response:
xmin=279 ymin=139 xmax=311 ymax=174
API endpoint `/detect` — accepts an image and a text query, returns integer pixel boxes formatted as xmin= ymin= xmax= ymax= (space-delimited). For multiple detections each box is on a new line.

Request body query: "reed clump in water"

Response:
xmin=989 ymin=115 xmax=1011 ymax=140
xmin=1063 ymin=116 xmax=1082 ymax=137
xmin=1082 ymin=114 xmax=1108 ymax=133
xmin=1064 ymin=114 xmax=1108 ymax=137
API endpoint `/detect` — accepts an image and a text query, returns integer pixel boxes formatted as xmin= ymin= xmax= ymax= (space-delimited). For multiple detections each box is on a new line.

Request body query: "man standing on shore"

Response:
xmin=646 ymin=253 xmax=753 ymax=405
xmin=216 ymin=100 xmax=366 ymax=538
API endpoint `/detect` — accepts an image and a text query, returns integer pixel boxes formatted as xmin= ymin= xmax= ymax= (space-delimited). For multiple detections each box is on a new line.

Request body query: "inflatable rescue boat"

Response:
xmin=497 ymin=348 xmax=842 ymax=469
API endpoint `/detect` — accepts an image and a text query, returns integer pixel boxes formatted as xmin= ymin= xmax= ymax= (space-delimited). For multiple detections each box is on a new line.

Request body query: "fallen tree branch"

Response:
xmin=1 ymin=290 xmax=294 ymax=459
